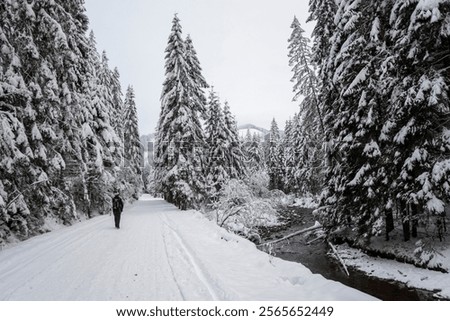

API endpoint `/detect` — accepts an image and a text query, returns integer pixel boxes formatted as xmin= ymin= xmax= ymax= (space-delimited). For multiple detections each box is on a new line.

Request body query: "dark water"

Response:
xmin=258 ymin=207 xmax=441 ymax=301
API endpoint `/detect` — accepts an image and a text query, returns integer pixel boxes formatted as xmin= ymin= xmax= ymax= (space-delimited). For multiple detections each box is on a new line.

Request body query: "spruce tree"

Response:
xmin=223 ymin=101 xmax=246 ymax=179
xmin=310 ymin=0 xmax=450 ymax=244
xmin=287 ymin=16 xmax=326 ymax=196
xmin=244 ymin=133 xmax=264 ymax=174
xmin=81 ymin=32 xmax=121 ymax=216
xmin=281 ymin=119 xmax=294 ymax=193
xmin=122 ymin=85 xmax=143 ymax=199
xmin=288 ymin=16 xmax=323 ymax=130
xmin=307 ymin=0 xmax=338 ymax=169
xmin=0 ymin=0 xmax=132 ymax=244
xmin=154 ymin=14 xmax=206 ymax=209
xmin=313 ymin=1 xmax=389 ymax=243
xmin=111 ymin=67 xmax=125 ymax=141
xmin=205 ymin=90 xmax=230 ymax=198
xmin=0 ymin=1 xmax=34 ymax=241
xmin=185 ymin=34 xmax=209 ymax=119
xmin=307 ymin=0 xmax=338 ymax=79
xmin=266 ymin=119 xmax=283 ymax=190
xmin=0 ymin=0 xmax=124 ymax=241
xmin=381 ymin=0 xmax=450 ymax=241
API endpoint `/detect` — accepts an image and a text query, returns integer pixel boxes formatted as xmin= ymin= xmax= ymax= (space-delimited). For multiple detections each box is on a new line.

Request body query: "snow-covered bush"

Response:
xmin=210 ymin=179 xmax=279 ymax=238
xmin=245 ymin=170 xmax=270 ymax=198
xmin=267 ymin=189 xmax=293 ymax=207
xmin=292 ymin=195 xmax=319 ymax=208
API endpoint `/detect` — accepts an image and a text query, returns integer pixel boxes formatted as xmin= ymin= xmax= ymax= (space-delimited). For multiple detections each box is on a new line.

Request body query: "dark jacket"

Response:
xmin=112 ymin=195 xmax=124 ymax=214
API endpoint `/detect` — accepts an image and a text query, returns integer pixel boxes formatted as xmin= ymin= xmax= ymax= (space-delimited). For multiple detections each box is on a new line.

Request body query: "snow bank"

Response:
xmin=335 ymin=243 xmax=450 ymax=299
xmin=160 ymin=205 xmax=374 ymax=300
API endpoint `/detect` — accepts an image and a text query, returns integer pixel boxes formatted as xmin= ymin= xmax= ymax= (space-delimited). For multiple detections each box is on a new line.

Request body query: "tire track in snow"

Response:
xmin=161 ymin=214 xmax=222 ymax=300
xmin=161 ymin=219 xmax=187 ymax=300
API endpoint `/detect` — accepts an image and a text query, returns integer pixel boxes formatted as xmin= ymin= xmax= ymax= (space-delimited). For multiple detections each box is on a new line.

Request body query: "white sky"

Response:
xmin=84 ymin=0 xmax=314 ymax=135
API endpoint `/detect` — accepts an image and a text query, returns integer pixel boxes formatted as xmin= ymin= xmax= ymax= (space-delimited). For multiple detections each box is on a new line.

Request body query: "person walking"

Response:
xmin=112 ymin=193 xmax=124 ymax=229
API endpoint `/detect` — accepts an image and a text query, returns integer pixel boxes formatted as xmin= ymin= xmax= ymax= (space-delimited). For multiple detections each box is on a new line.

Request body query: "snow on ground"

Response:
xmin=292 ymin=196 xmax=319 ymax=208
xmin=335 ymin=243 xmax=450 ymax=299
xmin=0 ymin=195 xmax=375 ymax=301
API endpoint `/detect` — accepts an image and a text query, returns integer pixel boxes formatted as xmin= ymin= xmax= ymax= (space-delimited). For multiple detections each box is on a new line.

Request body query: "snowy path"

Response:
xmin=0 ymin=195 xmax=375 ymax=300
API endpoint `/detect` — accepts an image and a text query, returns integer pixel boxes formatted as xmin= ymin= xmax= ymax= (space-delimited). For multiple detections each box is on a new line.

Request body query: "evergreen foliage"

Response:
xmin=154 ymin=15 xmax=246 ymax=209
xmin=184 ymin=34 xmax=208 ymax=118
xmin=122 ymin=85 xmax=143 ymax=200
xmin=154 ymin=15 xmax=206 ymax=210
xmin=308 ymin=0 xmax=450 ymax=243
xmin=266 ymin=118 xmax=283 ymax=190
xmin=222 ymin=101 xmax=247 ymax=180
xmin=111 ymin=67 xmax=125 ymax=140
xmin=382 ymin=0 xmax=450 ymax=241
xmin=0 ymin=0 xmax=137 ymax=244
xmin=205 ymin=90 xmax=230 ymax=198
xmin=243 ymin=131 xmax=264 ymax=174
xmin=287 ymin=16 xmax=325 ymax=197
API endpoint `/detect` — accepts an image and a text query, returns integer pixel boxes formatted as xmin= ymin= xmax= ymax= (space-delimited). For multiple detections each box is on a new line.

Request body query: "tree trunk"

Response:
xmin=411 ymin=204 xmax=418 ymax=238
xmin=402 ymin=219 xmax=410 ymax=241
xmin=400 ymin=200 xmax=410 ymax=241
xmin=385 ymin=209 xmax=394 ymax=241
xmin=411 ymin=219 xmax=418 ymax=238
xmin=442 ymin=213 xmax=447 ymax=232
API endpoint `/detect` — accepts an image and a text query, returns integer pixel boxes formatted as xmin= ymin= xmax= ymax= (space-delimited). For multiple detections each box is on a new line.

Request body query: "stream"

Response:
xmin=257 ymin=207 xmax=439 ymax=301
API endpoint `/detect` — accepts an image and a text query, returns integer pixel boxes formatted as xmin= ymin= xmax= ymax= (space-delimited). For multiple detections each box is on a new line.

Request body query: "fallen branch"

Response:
xmin=328 ymin=241 xmax=350 ymax=276
xmin=306 ymin=235 xmax=325 ymax=245
xmin=258 ymin=222 xmax=322 ymax=247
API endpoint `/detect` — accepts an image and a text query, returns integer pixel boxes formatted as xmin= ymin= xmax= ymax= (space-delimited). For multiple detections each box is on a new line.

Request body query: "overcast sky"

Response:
xmin=84 ymin=0 xmax=314 ymax=135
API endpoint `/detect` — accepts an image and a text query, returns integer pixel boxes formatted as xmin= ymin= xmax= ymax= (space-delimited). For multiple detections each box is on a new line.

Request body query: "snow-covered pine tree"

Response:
xmin=99 ymin=51 xmax=115 ymax=118
xmin=18 ymin=0 xmax=85 ymax=227
xmin=243 ymin=132 xmax=265 ymax=174
xmin=288 ymin=16 xmax=322 ymax=127
xmin=244 ymin=129 xmax=252 ymax=143
xmin=185 ymin=34 xmax=208 ymax=119
xmin=75 ymin=31 xmax=121 ymax=216
xmin=266 ymin=118 xmax=283 ymax=190
xmin=0 ymin=0 xmax=110 ymax=241
xmin=154 ymin=14 xmax=206 ymax=210
xmin=281 ymin=119 xmax=294 ymax=194
xmin=287 ymin=16 xmax=326 ymax=197
xmin=111 ymin=67 xmax=125 ymax=142
xmin=205 ymin=90 xmax=230 ymax=199
xmin=122 ymin=85 xmax=143 ymax=199
xmin=307 ymin=0 xmax=338 ymax=80
xmin=0 ymin=1 xmax=35 ymax=241
xmin=0 ymin=0 xmax=129 ymax=243
xmin=307 ymin=0 xmax=338 ymax=169
xmin=223 ymin=101 xmax=246 ymax=179
xmin=309 ymin=0 xmax=450 ymax=244
xmin=290 ymin=113 xmax=304 ymax=194
xmin=314 ymin=1 xmax=392 ymax=243
xmin=381 ymin=0 xmax=450 ymax=241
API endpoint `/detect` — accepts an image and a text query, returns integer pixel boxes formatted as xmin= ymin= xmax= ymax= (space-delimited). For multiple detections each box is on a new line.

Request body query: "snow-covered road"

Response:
xmin=0 ymin=195 xmax=375 ymax=300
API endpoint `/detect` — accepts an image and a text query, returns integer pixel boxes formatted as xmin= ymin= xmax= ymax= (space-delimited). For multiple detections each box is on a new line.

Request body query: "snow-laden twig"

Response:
xmin=258 ymin=221 xmax=322 ymax=247
xmin=218 ymin=205 xmax=247 ymax=227
xmin=328 ymin=241 xmax=350 ymax=276
xmin=5 ymin=179 xmax=49 ymax=210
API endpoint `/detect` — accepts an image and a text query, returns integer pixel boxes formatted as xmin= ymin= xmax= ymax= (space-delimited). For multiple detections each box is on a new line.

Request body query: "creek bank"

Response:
xmin=256 ymin=206 xmax=444 ymax=300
